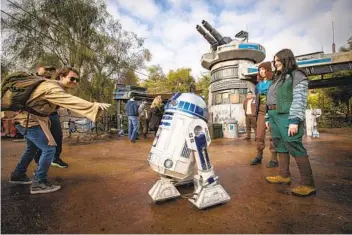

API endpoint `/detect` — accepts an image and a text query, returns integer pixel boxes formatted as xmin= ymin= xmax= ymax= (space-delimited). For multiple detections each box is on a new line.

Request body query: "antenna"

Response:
xmin=332 ymin=21 xmax=336 ymax=53
xmin=246 ymin=24 xmax=249 ymax=42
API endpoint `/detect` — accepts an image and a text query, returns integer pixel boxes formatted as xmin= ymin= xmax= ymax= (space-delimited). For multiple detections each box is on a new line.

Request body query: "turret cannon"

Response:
xmin=196 ymin=20 xmax=232 ymax=50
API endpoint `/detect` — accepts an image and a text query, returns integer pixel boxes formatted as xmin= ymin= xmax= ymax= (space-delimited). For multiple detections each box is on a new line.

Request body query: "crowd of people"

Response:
xmin=125 ymin=95 xmax=163 ymax=142
xmin=6 ymin=48 xmax=316 ymax=197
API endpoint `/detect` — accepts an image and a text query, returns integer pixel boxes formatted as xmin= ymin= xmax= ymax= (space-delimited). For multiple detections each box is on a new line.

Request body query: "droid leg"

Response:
xmin=148 ymin=176 xmax=181 ymax=202
xmin=187 ymin=121 xmax=230 ymax=209
xmin=312 ymin=118 xmax=319 ymax=138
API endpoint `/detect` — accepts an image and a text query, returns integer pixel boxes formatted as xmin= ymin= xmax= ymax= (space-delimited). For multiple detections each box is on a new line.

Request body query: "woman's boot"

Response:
xmin=266 ymin=152 xmax=291 ymax=184
xmin=292 ymin=156 xmax=316 ymax=196
xmin=266 ymin=152 xmax=279 ymax=168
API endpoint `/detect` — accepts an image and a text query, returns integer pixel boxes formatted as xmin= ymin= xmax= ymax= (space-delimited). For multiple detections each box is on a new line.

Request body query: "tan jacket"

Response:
xmin=14 ymin=80 xmax=101 ymax=146
xmin=243 ymin=98 xmax=256 ymax=116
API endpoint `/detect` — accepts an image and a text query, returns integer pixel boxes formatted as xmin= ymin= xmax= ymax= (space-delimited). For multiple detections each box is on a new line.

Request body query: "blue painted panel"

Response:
xmin=297 ymin=57 xmax=332 ymax=66
xmin=239 ymin=44 xmax=259 ymax=50
xmin=247 ymin=67 xmax=258 ymax=73
xmin=178 ymin=101 xmax=185 ymax=109
xmin=195 ymin=134 xmax=208 ymax=170
xmin=171 ymin=93 xmax=182 ymax=100
xmin=183 ymin=102 xmax=190 ymax=111
xmin=162 ymin=115 xmax=173 ymax=120
xmin=189 ymin=103 xmax=195 ymax=112
xmin=195 ymin=106 xmax=204 ymax=116
xmin=160 ymin=121 xmax=171 ymax=126
xmin=165 ymin=102 xmax=207 ymax=121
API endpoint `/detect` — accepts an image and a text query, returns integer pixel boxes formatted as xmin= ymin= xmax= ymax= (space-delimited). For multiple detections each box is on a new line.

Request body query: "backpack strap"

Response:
xmin=22 ymin=107 xmax=49 ymax=135
xmin=24 ymin=112 xmax=30 ymax=136
xmin=25 ymin=106 xmax=49 ymax=117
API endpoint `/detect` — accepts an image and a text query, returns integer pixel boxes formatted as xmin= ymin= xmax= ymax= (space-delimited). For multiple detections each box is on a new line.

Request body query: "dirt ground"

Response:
xmin=1 ymin=130 xmax=352 ymax=234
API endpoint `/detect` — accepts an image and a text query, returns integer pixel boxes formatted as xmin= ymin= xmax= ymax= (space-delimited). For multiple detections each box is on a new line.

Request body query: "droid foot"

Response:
xmin=188 ymin=184 xmax=230 ymax=209
xmin=149 ymin=179 xmax=181 ymax=202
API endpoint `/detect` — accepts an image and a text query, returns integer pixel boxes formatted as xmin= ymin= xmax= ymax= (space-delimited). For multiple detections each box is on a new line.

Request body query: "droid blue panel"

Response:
xmin=195 ymin=106 xmax=204 ymax=116
xmin=178 ymin=101 xmax=185 ymax=109
xmin=183 ymin=102 xmax=190 ymax=111
xmin=189 ymin=103 xmax=195 ymax=112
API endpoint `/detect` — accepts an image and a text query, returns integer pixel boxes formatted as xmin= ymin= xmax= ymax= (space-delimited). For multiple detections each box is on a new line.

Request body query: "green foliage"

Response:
xmin=1 ymin=0 xmax=150 ymax=104
xmin=166 ymin=68 xmax=195 ymax=93
xmin=308 ymin=90 xmax=334 ymax=110
xmin=196 ymin=74 xmax=210 ymax=100
xmin=141 ymin=65 xmax=167 ymax=93
xmin=120 ymin=70 xmax=139 ymax=85
xmin=141 ymin=66 xmax=195 ymax=94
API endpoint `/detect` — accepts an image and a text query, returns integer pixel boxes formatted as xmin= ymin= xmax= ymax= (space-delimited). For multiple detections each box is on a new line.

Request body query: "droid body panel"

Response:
xmin=148 ymin=93 xmax=230 ymax=209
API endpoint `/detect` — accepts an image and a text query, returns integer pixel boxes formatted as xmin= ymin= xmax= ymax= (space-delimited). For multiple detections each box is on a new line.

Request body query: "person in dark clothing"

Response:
xmin=148 ymin=96 xmax=163 ymax=135
xmin=126 ymin=96 xmax=139 ymax=142
xmin=33 ymin=66 xmax=68 ymax=168
xmin=265 ymin=48 xmax=316 ymax=196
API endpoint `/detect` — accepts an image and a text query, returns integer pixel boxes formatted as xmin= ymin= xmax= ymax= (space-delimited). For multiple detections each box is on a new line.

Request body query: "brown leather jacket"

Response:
xmin=243 ymin=98 xmax=257 ymax=116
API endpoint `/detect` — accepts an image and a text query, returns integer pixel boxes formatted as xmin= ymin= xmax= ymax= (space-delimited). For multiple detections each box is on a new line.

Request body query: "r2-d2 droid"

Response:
xmin=147 ymin=93 xmax=230 ymax=209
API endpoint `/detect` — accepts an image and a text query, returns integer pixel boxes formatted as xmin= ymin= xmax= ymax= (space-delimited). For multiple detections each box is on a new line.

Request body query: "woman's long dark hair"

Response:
xmin=273 ymin=49 xmax=297 ymax=75
xmin=273 ymin=48 xmax=306 ymax=80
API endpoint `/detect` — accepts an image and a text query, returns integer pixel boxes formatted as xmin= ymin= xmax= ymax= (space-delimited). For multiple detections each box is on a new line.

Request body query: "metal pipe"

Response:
xmin=196 ymin=25 xmax=218 ymax=47
xmin=201 ymin=20 xmax=223 ymax=44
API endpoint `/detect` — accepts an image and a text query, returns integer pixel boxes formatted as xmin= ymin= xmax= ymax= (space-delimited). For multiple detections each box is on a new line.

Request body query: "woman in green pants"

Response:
xmin=265 ymin=49 xmax=316 ymax=196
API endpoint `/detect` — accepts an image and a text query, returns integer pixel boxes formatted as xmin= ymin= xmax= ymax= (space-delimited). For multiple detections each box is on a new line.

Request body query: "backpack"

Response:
xmin=1 ymin=72 xmax=47 ymax=116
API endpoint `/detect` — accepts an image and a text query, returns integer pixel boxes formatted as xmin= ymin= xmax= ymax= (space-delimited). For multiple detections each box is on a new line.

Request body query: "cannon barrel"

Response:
xmin=196 ymin=25 xmax=218 ymax=47
xmin=201 ymin=20 xmax=224 ymax=44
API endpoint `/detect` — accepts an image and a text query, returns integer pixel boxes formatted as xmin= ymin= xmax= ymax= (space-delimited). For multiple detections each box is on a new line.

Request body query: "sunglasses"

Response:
xmin=69 ymin=77 xmax=80 ymax=83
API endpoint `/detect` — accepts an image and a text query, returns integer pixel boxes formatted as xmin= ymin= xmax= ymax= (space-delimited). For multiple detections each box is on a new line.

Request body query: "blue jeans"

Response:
xmin=35 ymin=112 xmax=62 ymax=162
xmin=14 ymin=125 xmax=56 ymax=183
xmin=128 ymin=116 xmax=139 ymax=141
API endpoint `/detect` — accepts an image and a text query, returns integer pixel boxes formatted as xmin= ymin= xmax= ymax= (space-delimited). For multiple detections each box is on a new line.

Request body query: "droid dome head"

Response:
xmin=165 ymin=93 xmax=208 ymax=121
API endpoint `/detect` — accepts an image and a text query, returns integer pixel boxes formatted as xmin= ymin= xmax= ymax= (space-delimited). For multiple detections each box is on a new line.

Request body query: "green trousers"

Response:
xmin=268 ymin=110 xmax=307 ymax=157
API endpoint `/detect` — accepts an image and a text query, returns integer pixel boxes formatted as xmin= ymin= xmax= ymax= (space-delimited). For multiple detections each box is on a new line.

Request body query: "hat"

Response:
xmin=258 ymin=61 xmax=272 ymax=72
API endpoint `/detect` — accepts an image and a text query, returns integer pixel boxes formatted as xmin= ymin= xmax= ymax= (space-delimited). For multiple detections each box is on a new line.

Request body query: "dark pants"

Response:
xmin=245 ymin=115 xmax=257 ymax=138
xmin=34 ymin=112 xmax=62 ymax=162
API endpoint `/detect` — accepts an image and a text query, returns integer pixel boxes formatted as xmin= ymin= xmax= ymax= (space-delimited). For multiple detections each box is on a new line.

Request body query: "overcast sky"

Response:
xmin=107 ymin=0 xmax=352 ymax=79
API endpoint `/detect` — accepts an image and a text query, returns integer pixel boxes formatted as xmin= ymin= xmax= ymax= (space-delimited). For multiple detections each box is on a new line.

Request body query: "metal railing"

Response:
xmin=60 ymin=114 xmax=120 ymax=135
